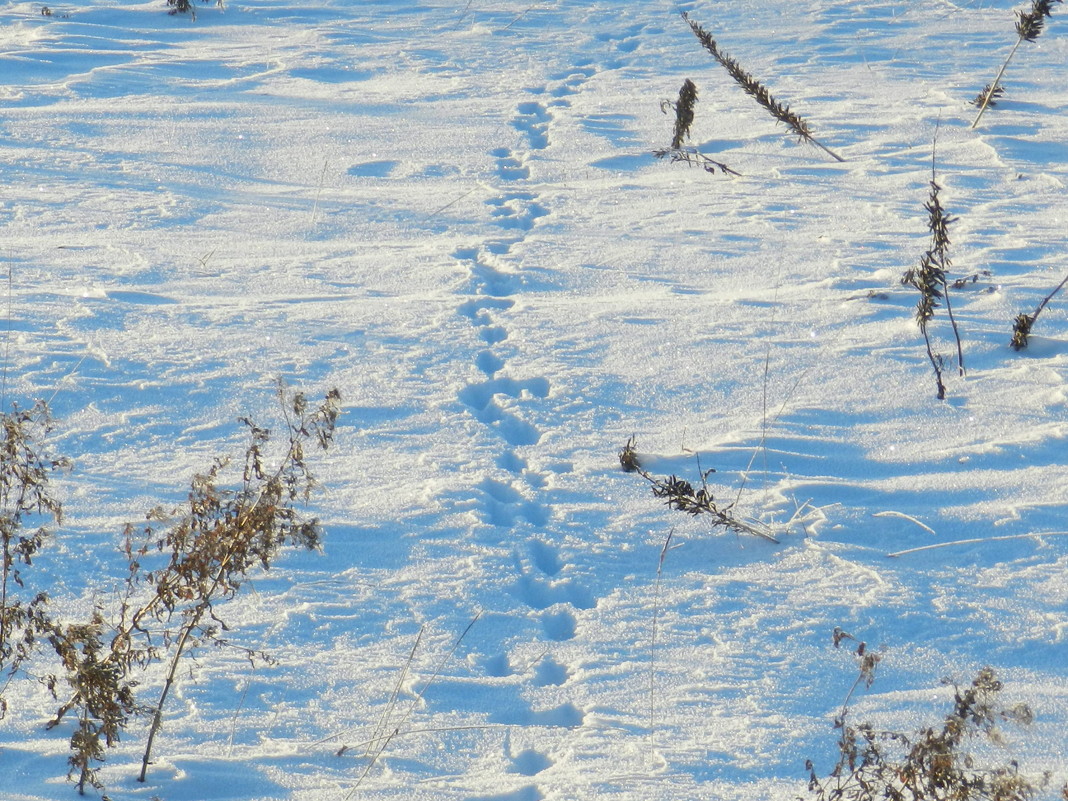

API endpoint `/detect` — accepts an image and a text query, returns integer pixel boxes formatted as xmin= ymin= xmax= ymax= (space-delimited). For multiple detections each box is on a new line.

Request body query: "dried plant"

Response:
xmin=830 ymin=627 xmax=882 ymax=725
xmin=972 ymin=0 xmax=1062 ymax=128
xmin=653 ymin=79 xmax=739 ymax=176
xmin=682 ymin=13 xmax=844 ymax=162
xmin=167 ymin=0 xmax=195 ymax=16
xmin=0 ymin=400 xmax=66 ymax=718
xmin=665 ymin=79 xmax=698 ymax=150
xmin=47 ymin=609 xmax=140 ymax=795
xmin=806 ymin=651 xmax=1048 ymax=801
xmin=652 ymin=147 xmax=739 ymax=176
xmin=618 ymin=437 xmax=777 ymax=542
xmin=45 ymin=384 xmax=341 ymax=790
xmin=1011 ymin=272 xmax=1068 ymax=349
xmin=901 ymin=148 xmax=964 ymax=398
xmin=134 ymin=384 xmax=340 ymax=781
xmin=972 ymin=83 xmax=1005 ymax=108
xmin=166 ymin=0 xmax=222 ymax=20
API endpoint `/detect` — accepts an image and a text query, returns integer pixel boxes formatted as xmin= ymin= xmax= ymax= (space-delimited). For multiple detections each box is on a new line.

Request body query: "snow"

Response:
xmin=1 ymin=0 xmax=1067 ymax=798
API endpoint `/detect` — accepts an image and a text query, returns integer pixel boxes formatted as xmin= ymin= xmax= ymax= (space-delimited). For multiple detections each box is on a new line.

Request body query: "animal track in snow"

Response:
xmin=478 ymin=478 xmax=547 ymax=526
xmin=527 ymin=702 xmax=584 ymax=727
xmin=528 ymin=539 xmax=563 ymax=576
xmin=459 ymin=376 xmax=550 ymax=412
xmin=444 ymin=83 xmax=598 ymax=777
xmin=511 ymin=574 xmax=594 ymax=612
xmin=509 ymin=748 xmax=553 ymax=776
xmin=458 ymin=294 xmax=514 ymax=323
xmin=532 ymin=656 xmax=569 ymax=687
xmin=547 ymin=63 xmax=596 ymax=98
xmin=487 ymin=192 xmax=549 ymax=231
xmin=477 ymin=349 xmax=506 ymax=376
xmin=513 ymin=101 xmax=551 ymax=150
xmin=482 ymin=652 xmax=512 ymax=678
xmin=580 ymin=113 xmax=642 ymax=148
xmin=472 ymin=785 xmax=543 ymax=801
xmin=492 ymin=147 xmax=530 ymax=181
xmin=541 ymin=607 xmax=578 ymax=642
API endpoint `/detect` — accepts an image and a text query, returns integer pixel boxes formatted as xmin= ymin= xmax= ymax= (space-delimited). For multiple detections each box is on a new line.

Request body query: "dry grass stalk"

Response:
xmin=618 ymin=437 xmax=777 ymax=542
xmin=667 ymin=79 xmax=698 ymax=149
xmin=1011 ymin=271 xmax=1068 ymax=349
xmin=654 ymin=79 xmax=739 ymax=176
xmin=902 ymin=147 xmax=964 ymax=398
xmin=972 ymin=0 xmax=1062 ymax=128
xmin=652 ymin=147 xmax=739 ymax=176
xmin=682 ymin=13 xmax=844 ymax=162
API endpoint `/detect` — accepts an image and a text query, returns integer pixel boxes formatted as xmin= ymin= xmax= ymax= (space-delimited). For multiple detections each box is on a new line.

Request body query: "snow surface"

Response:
xmin=1 ymin=0 xmax=1067 ymax=798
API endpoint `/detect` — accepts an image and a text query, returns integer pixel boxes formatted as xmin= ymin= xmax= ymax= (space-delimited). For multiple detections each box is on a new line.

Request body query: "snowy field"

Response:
xmin=1 ymin=0 xmax=1067 ymax=798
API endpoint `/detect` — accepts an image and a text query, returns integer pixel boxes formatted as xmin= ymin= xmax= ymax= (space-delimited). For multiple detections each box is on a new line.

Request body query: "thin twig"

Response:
xmin=365 ymin=626 xmax=425 ymax=759
xmin=343 ymin=613 xmax=481 ymax=798
xmin=649 ymin=528 xmax=675 ymax=755
xmin=872 ymin=511 xmax=936 ymax=535
xmin=652 ymin=147 xmax=740 ymax=176
xmin=887 ymin=531 xmax=1068 ymax=557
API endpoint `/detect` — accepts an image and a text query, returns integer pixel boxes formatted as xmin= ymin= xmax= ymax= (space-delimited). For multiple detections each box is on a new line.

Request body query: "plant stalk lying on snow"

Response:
xmin=971 ymin=82 xmax=1005 ymax=109
xmin=618 ymin=437 xmax=777 ymax=542
xmin=1011 ymin=271 xmax=1068 ymax=349
xmin=652 ymin=147 xmax=740 ymax=176
xmin=682 ymin=13 xmax=844 ymax=162
xmin=971 ymin=0 xmax=1062 ymax=128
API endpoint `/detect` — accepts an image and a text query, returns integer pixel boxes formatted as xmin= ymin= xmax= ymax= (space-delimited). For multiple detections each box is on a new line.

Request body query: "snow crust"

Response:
xmin=1 ymin=0 xmax=1066 ymax=798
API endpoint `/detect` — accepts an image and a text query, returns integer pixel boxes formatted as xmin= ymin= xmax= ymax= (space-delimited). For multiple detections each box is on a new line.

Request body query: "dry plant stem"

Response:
xmin=649 ymin=528 xmax=675 ymax=754
xmin=972 ymin=0 xmax=1062 ymax=128
xmin=669 ymin=79 xmax=698 ymax=149
xmin=902 ymin=147 xmax=961 ymax=398
xmin=887 ymin=531 xmax=1068 ymax=557
xmin=138 ymin=566 xmax=225 ymax=781
xmin=971 ymin=37 xmax=1022 ymax=128
xmin=928 ymin=180 xmax=965 ymax=377
xmin=343 ymin=614 xmax=481 ymax=800
xmin=922 ymin=328 xmax=947 ymax=400
xmin=652 ymin=147 xmax=739 ymax=176
xmin=872 ymin=510 xmax=936 ymax=535
xmin=1011 ymin=271 xmax=1068 ymax=349
xmin=682 ymin=13 xmax=844 ymax=162
xmin=332 ymin=724 xmax=508 ymax=752
xmin=365 ymin=626 xmax=424 ymax=759
xmin=972 ymin=82 xmax=1005 ymax=109
xmin=619 ymin=438 xmax=778 ymax=542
